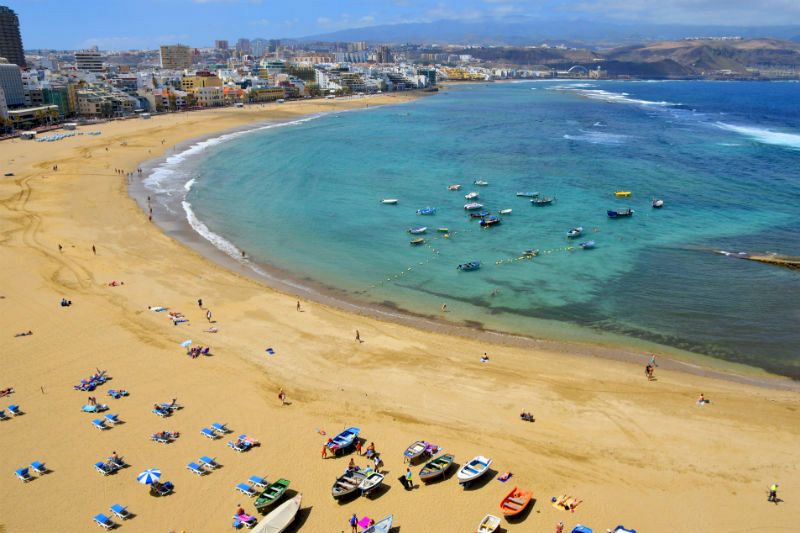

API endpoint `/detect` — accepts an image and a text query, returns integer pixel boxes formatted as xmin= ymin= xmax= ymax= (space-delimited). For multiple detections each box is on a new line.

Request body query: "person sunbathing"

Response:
xmin=204 ymin=327 xmax=218 ymax=333
xmin=108 ymin=280 xmax=124 ymax=286
xmin=14 ymin=330 xmax=33 ymax=337
xmin=520 ymin=411 xmax=535 ymax=422
xmin=0 ymin=387 xmax=14 ymax=397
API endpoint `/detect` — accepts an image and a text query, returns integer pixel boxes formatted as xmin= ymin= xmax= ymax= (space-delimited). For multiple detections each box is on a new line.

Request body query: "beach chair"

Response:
xmin=248 ymin=475 xmax=267 ymax=488
xmin=93 ymin=513 xmax=114 ymax=530
xmin=110 ymin=504 xmax=130 ymax=520
xmin=152 ymin=407 xmax=169 ymax=417
xmin=109 ymin=456 xmax=125 ymax=469
xmin=235 ymin=514 xmax=257 ymax=528
xmin=199 ymin=456 xmax=219 ymax=470
xmin=151 ymin=433 xmax=170 ymax=444
xmin=187 ymin=462 xmax=206 ymax=476
xmin=232 ymin=517 xmax=243 ymax=529
xmin=211 ymin=422 xmax=229 ymax=434
xmin=8 ymin=404 xmax=22 ymax=416
xmin=0 ymin=410 xmax=6 ymax=420
xmin=228 ymin=441 xmax=247 ymax=452
xmin=30 ymin=461 xmax=47 ymax=475
xmin=236 ymin=482 xmax=256 ymax=497
xmin=105 ymin=413 xmax=120 ymax=424
xmin=15 ymin=467 xmax=32 ymax=482
xmin=154 ymin=481 xmax=174 ymax=496
xmin=92 ymin=419 xmax=108 ymax=430
xmin=161 ymin=401 xmax=182 ymax=411
xmin=95 ymin=462 xmax=112 ymax=475
xmin=200 ymin=428 xmax=218 ymax=439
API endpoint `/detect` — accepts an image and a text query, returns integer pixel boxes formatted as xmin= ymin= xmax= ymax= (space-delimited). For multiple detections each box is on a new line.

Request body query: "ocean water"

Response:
xmin=147 ymin=81 xmax=800 ymax=378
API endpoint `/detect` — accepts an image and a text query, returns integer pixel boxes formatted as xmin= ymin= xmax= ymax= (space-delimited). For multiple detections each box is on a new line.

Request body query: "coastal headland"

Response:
xmin=1 ymin=94 xmax=798 ymax=533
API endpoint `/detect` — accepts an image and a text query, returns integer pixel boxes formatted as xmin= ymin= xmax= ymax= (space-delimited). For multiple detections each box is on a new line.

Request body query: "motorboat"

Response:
xmin=408 ymin=226 xmax=428 ymax=235
xmin=416 ymin=207 xmax=436 ymax=215
xmin=447 ymin=184 xmax=461 ymax=191
xmin=607 ymin=208 xmax=634 ymax=218
xmin=615 ymin=191 xmax=632 ymax=197
xmin=457 ymin=261 xmax=481 ymax=271
xmin=469 ymin=211 xmax=490 ymax=218
xmin=567 ymin=226 xmax=583 ymax=238
xmin=531 ymin=197 xmax=554 ymax=206
xmin=499 ymin=209 xmax=512 ymax=215
xmin=522 ymin=249 xmax=539 ymax=257
xmin=516 ymin=192 xmax=538 ymax=198
xmin=479 ymin=216 xmax=501 ymax=227
xmin=579 ymin=241 xmax=596 ymax=249
xmin=464 ymin=202 xmax=484 ymax=211
xmin=410 ymin=238 xmax=425 ymax=245
xmin=465 ymin=192 xmax=479 ymax=200
xmin=474 ymin=179 xmax=489 ymax=186
xmin=381 ymin=199 xmax=398 ymax=205
xmin=652 ymin=198 xmax=664 ymax=208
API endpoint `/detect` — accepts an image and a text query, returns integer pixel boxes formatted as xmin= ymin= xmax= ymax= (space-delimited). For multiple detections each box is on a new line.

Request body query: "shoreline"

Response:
xmin=134 ymin=94 xmax=798 ymax=392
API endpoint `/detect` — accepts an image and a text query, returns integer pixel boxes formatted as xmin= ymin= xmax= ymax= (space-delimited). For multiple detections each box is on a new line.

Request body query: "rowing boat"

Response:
xmin=419 ymin=453 xmax=454 ymax=482
xmin=499 ymin=485 xmax=532 ymax=516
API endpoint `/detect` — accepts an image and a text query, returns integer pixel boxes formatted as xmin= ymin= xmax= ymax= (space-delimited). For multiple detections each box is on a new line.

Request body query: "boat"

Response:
xmin=474 ymin=179 xmax=489 ymax=186
xmin=476 ymin=514 xmax=501 ymax=533
xmin=465 ymin=192 xmax=479 ymax=200
xmin=327 ymin=427 xmax=360 ymax=451
xmin=579 ymin=241 xmax=596 ymax=249
xmin=410 ymin=238 xmax=425 ymax=245
xmin=254 ymin=479 xmax=291 ymax=511
xmin=499 ymin=209 xmax=512 ymax=215
xmin=457 ymin=261 xmax=481 ymax=272
xmin=331 ymin=469 xmax=367 ymax=499
xmin=522 ymin=249 xmax=539 ymax=257
xmin=381 ymin=199 xmax=398 ymax=205
xmin=615 ymin=191 xmax=632 ymax=197
xmin=358 ymin=471 xmax=385 ymax=496
xmin=408 ymin=226 xmax=427 ymax=235
xmin=607 ymin=208 xmax=634 ymax=218
xmin=531 ymin=197 xmax=554 ymax=206
xmin=499 ymin=486 xmax=532 ymax=517
xmin=403 ymin=441 xmax=428 ymax=462
xmin=479 ymin=216 xmax=501 ymax=227
xmin=447 ymin=184 xmax=461 ymax=191
xmin=457 ymin=455 xmax=492 ymax=485
xmin=516 ymin=192 xmax=538 ymax=198
xmin=436 ymin=227 xmax=449 ymax=233
xmin=361 ymin=515 xmax=393 ymax=533
xmin=652 ymin=198 xmax=664 ymax=208
xmin=419 ymin=453 xmax=454 ymax=482
xmin=251 ymin=493 xmax=302 ymax=533
xmin=464 ymin=202 xmax=484 ymax=211
xmin=567 ymin=227 xmax=583 ymax=238
xmin=469 ymin=211 xmax=490 ymax=219
xmin=416 ymin=207 xmax=437 ymax=215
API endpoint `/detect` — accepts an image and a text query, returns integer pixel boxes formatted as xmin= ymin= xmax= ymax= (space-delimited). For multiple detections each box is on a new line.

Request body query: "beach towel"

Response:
xmin=265 ymin=347 xmax=275 ymax=356
xmin=358 ymin=516 xmax=372 ymax=528
xmin=497 ymin=471 xmax=513 ymax=482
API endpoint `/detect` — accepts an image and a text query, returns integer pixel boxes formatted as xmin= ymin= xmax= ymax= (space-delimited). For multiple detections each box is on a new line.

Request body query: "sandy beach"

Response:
xmin=1 ymin=94 xmax=799 ymax=533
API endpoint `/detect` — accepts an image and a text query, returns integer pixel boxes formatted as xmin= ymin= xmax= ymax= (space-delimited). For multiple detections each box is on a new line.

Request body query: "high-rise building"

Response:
xmin=159 ymin=44 xmax=192 ymax=70
xmin=0 ymin=57 xmax=24 ymax=106
xmin=235 ymin=38 xmax=251 ymax=54
xmin=376 ymin=45 xmax=392 ymax=64
xmin=251 ymin=38 xmax=268 ymax=57
xmin=268 ymin=39 xmax=281 ymax=53
xmin=74 ymin=50 xmax=104 ymax=72
xmin=0 ymin=6 xmax=25 ymax=68
xmin=214 ymin=40 xmax=229 ymax=50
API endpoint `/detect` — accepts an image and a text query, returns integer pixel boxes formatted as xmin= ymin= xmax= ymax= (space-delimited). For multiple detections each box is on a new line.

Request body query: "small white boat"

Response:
xmin=464 ymin=202 xmax=484 ymax=211
xmin=474 ymin=179 xmax=489 ymax=186
xmin=567 ymin=226 xmax=583 ymax=238
xmin=447 ymin=184 xmax=461 ymax=191
xmin=476 ymin=514 xmax=501 ymax=533
xmin=362 ymin=515 xmax=393 ymax=533
xmin=652 ymin=198 xmax=664 ymax=208
xmin=408 ymin=226 xmax=428 ymax=235
xmin=359 ymin=471 xmax=385 ymax=496
xmin=381 ymin=199 xmax=398 ymax=205
xmin=457 ymin=455 xmax=492 ymax=485
xmin=465 ymin=191 xmax=479 ymax=200
xmin=251 ymin=493 xmax=302 ymax=533
xmin=403 ymin=441 xmax=427 ymax=462
xmin=499 ymin=209 xmax=512 ymax=215
xmin=516 ymin=192 xmax=538 ymax=198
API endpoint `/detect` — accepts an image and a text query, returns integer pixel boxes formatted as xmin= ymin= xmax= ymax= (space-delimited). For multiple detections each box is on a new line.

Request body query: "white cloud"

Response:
xmin=249 ymin=18 xmax=270 ymax=26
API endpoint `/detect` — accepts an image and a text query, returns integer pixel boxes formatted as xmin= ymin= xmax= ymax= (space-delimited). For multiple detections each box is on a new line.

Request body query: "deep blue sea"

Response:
xmin=147 ymin=81 xmax=800 ymax=378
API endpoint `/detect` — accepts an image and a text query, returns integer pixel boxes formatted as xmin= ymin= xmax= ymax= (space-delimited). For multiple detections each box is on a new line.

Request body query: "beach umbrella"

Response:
xmin=137 ymin=468 xmax=161 ymax=485
xmin=180 ymin=339 xmax=192 ymax=348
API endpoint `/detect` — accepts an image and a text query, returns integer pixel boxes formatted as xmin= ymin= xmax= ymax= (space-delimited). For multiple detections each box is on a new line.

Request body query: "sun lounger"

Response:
xmin=236 ymin=482 xmax=256 ymax=496
xmin=110 ymin=504 xmax=130 ymax=520
xmin=15 ymin=467 xmax=32 ymax=482
xmin=160 ymin=402 xmax=182 ymax=411
xmin=248 ymin=475 xmax=267 ymax=488
xmin=93 ymin=513 xmax=114 ymax=530
xmin=200 ymin=428 xmax=217 ymax=439
xmin=151 ymin=433 xmax=170 ymax=444
xmin=94 ymin=461 xmax=113 ymax=475
xmin=152 ymin=481 xmax=174 ymax=496
xmin=92 ymin=419 xmax=108 ymax=430
xmin=104 ymin=413 xmax=120 ymax=424
xmin=109 ymin=456 xmax=125 ymax=469
xmin=211 ymin=422 xmax=229 ymax=434
xmin=8 ymin=404 xmax=22 ymax=416
xmin=152 ymin=407 xmax=169 ymax=417
xmin=187 ymin=462 xmax=206 ymax=476
xmin=235 ymin=513 xmax=257 ymax=528
xmin=30 ymin=461 xmax=47 ymax=475
xmin=228 ymin=441 xmax=248 ymax=452
xmin=199 ymin=456 xmax=219 ymax=469
xmin=0 ymin=410 xmax=6 ymax=420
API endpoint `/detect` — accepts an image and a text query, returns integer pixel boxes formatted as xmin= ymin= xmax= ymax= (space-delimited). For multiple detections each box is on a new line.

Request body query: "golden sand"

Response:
xmin=1 ymin=95 xmax=798 ymax=533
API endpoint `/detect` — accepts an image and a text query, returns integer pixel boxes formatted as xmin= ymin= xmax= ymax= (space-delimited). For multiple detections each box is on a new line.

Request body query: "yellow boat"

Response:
xmin=615 ymin=191 xmax=632 ymax=197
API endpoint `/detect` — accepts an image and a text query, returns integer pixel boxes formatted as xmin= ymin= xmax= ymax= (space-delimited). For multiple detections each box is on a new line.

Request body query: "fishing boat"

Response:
xmin=416 ymin=207 xmax=437 ymax=215
xmin=331 ymin=469 xmax=367 ymax=499
xmin=447 ymin=184 xmax=461 ymax=191
xmin=251 ymin=493 xmax=301 ymax=533
xmin=579 ymin=241 xmax=596 ymax=249
xmin=359 ymin=471 xmax=385 ymax=496
xmin=516 ymin=192 xmax=538 ymax=198
xmin=381 ymin=199 xmax=398 ymax=205
xmin=476 ymin=514 xmax=501 ymax=533
xmin=523 ymin=249 xmax=539 ymax=257
xmin=652 ymin=198 xmax=664 ymax=208
xmin=474 ymin=179 xmax=489 ymax=186
xmin=499 ymin=486 xmax=532 ymax=517
xmin=361 ymin=515 xmax=393 ymax=533
xmin=254 ymin=479 xmax=291 ymax=511
xmin=469 ymin=211 xmax=490 ymax=219
xmin=464 ymin=202 xmax=484 ymax=211
xmin=567 ymin=226 xmax=583 ymax=238
xmin=531 ymin=197 xmax=554 ymax=206
xmin=457 ymin=261 xmax=481 ymax=271
xmin=615 ymin=191 xmax=632 ymax=197
xmin=408 ymin=226 xmax=427 ymax=235
xmin=479 ymin=216 xmax=501 ymax=227
xmin=404 ymin=441 xmax=428 ymax=463
xmin=607 ymin=208 xmax=634 ymax=218
xmin=436 ymin=227 xmax=449 ymax=233
xmin=465 ymin=192 xmax=479 ymax=200
xmin=499 ymin=209 xmax=512 ymax=215
xmin=419 ymin=453 xmax=454 ymax=482
xmin=457 ymin=455 xmax=492 ymax=485
xmin=327 ymin=427 xmax=360 ymax=452
xmin=410 ymin=238 xmax=425 ymax=245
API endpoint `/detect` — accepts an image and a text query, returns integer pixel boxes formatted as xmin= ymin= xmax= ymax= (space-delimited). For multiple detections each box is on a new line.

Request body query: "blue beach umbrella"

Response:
xmin=137 ymin=468 xmax=161 ymax=485
xmin=180 ymin=339 xmax=192 ymax=348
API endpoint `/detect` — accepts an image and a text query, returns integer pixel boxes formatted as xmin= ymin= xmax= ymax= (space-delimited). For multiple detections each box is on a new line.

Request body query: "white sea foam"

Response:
xmin=182 ymin=200 xmax=242 ymax=259
xmin=563 ymin=130 xmax=629 ymax=145
xmin=183 ymin=178 xmax=196 ymax=192
xmin=552 ymin=86 xmax=679 ymax=108
xmin=715 ymin=122 xmax=800 ymax=150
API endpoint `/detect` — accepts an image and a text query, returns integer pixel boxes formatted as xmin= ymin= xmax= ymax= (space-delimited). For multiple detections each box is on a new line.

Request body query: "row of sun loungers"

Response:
xmin=0 ymin=404 xmax=22 ymax=419
xmin=94 ymin=504 xmax=131 ymax=529
xmin=91 ymin=414 xmax=120 ymax=430
xmin=15 ymin=462 xmax=47 ymax=482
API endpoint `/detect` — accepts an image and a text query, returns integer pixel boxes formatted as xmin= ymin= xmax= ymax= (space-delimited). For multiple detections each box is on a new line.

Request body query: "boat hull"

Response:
xmin=419 ymin=453 xmax=454 ymax=481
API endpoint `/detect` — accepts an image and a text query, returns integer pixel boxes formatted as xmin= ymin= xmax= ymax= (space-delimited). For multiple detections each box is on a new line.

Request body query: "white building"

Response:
xmin=74 ymin=50 xmax=104 ymax=72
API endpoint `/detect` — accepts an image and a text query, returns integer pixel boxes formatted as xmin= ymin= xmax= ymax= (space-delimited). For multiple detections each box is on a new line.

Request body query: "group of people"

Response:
xmin=60 ymin=298 xmax=72 ymax=307
xmin=186 ymin=345 xmax=210 ymax=358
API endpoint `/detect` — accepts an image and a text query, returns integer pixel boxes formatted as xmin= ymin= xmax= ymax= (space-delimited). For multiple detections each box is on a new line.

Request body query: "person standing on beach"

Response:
xmin=403 ymin=467 xmax=413 ymax=490
xmin=197 ymin=298 xmax=203 ymax=308
xmin=768 ymin=483 xmax=779 ymax=503
xmin=355 ymin=329 xmax=361 ymax=342
xmin=92 ymin=245 xmax=96 ymax=255
xmin=649 ymin=354 xmax=658 ymax=367
xmin=321 ymin=443 xmax=328 ymax=459
xmin=206 ymin=310 xmax=212 ymax=323
xmin=349 ymin=513 xmax=358 ymax=533
xmin=296 ymin=301 xmax=301 ymax=312
xmin=556 ymin=521 xmax=564 ymax=533
xmin=441 ymin=303 xmax=447 ymax=312
xmin=278 ymin=388 xmax=286 ymax=405
xmin=58 ymin=244 xmax=62 ymax=252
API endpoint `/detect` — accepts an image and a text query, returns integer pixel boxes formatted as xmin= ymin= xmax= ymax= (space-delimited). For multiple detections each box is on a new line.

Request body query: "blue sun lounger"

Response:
xmin=0 ymin=409 xmax=6 ymax=420
xmin=236 ymin=482 xmax=256 ymax=496
xmin=110 ymin=504 xmax=130 ymax=520
xmin=94 ymin=461 xmax=113 ymax=475
xmin=93 ymin=513 xmax=114 ymax=529
xmin=8 ymin=404 xmax=22 ymax=416
xmin=31 ymin=461 xmax=46 ymax=475
xmin=104 ymin=413 xmax=120 ymax=424
xmin=15 ymin=467 xmax=32 ymax=482
xmin=211 ymin=422 xmax=228 ymax=434
xmin=200 ymin=428 xmax=217 ymax=439
xmin=92 ymin=419 xmax=108 ymax=430
xmin=152 ymin=407 xmax=169 ymax=417
xmin=151 ymin=433 xmax=170 ymax=444
xmin=187 ymin=462 xmax=206 ymax=476
xmin=248 ymin=475 xmax=267 ymax=488
xmin=199 ymin=456 xmax=219 ymax=469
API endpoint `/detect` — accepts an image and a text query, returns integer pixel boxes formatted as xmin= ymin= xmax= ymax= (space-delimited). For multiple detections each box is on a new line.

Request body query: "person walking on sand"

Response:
xmin=403 ymin=467 xmax=413 ymax=490
xmin=296 ymin=300 xmax=301 ymax=312
xmin=355 ymin=439 xmax=362 ymax=455
xmin=556 ymin=521 xmax=564 ymax=533
xmin=92 ymin=245 xmax=96 ymax=255
xmin=58 ymin=244 xmax=62 ymax=252
xmin=321 ymin=443 xmax=328 ymax=459
xmin=355 ymin=329 xmax=361 ymax=343
xmin=649 ymin=353 xmax=658 ymax=367
xmin=441 ymin=303 xmax=447 ymax=312
xmin=768 ymin=483 xmax=779 ymax=503
xmin=349 ymin=513 xmax=358 ymax=533
xmin=206 ymin=310 xmax=212 ymax=323
xmin=197 ymin=298 xmax=203 ymax=308
xmin=278 ymin=388 xmax=286 ymax=405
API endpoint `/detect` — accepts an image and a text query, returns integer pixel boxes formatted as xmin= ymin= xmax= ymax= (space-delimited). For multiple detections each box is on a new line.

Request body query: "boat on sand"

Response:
xmin=499 ymin=486 xmax=532 ymax=516
xmin=251 ymin=493 xmax=301 ymax=533
xmin=476 ymin=514 xmax=501 ymax=533
xmin=457 ymin=455 xmax=492 ymax=485
xmin=419 ymin=453 xmax=454 ymax=482
xmin=362 ymin=515 xmax=393 ymax=533
xmin=254 ymin=478 xmax=291 ymax=511
xmin=327 ymin=427 xmax=360 ymax=453
xmin=359 ymin=471 xmax=385 ymax=496
xmin=332 ymin=469 xmax=367 ymax=499
xmin=403 ymin=441 xmax=428 ymax=463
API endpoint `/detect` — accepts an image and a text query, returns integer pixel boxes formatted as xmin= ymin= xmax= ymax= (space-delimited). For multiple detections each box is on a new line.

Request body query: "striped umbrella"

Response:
xmin=137 ymin=468 xmax=161 ymax=485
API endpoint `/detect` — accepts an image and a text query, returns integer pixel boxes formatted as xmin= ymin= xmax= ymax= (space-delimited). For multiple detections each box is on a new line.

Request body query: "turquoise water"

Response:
xmin=150 ymin=81 xmax=800 ymax=378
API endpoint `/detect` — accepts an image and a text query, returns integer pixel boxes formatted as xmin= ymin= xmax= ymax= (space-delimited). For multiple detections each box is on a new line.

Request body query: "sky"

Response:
xmin=7 ymin=0 xmax=800 ymax=50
